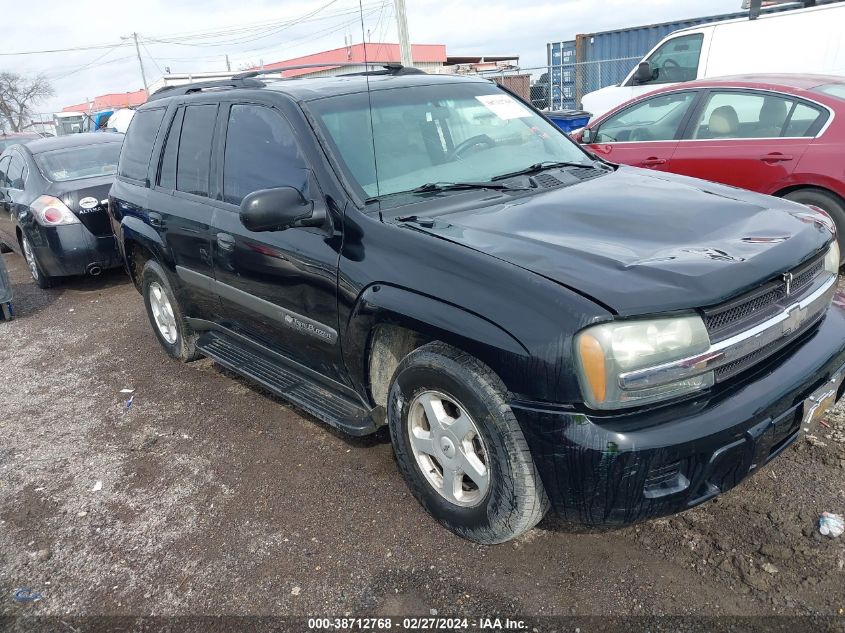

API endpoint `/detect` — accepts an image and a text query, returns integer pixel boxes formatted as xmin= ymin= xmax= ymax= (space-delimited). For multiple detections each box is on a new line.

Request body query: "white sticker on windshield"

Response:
xmin=475 ymin=94 xmax=532 ymax=120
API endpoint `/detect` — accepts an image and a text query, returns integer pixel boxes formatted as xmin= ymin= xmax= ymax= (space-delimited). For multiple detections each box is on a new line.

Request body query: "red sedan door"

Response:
xmin=668 ymin=90 xmax=824 ymax=194
xmin=583 ymin=91 xmax=699 ymax=171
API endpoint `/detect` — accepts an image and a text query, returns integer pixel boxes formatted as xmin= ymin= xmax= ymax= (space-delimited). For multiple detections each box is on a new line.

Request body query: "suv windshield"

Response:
xmin=308 ymin=82 xmax=592 ymax=198
xmin=35 ymin=143 xmax=122 ymax=182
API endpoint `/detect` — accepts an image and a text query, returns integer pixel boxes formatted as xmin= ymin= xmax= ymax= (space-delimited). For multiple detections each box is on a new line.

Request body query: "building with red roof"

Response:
xmin=62 ymin=89 xmax=147 ymax=113
xmin=258 ymin=42 xmax=448 ymax=77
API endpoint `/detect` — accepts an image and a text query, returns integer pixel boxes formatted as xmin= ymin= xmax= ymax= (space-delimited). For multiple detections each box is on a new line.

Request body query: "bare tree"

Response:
xmin=0 ymin=72 xmax=54 ymax=132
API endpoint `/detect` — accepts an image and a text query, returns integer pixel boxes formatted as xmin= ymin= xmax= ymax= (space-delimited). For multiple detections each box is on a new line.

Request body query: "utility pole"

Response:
xmin=393 ymin=0 xmax=413 ymax=67
xmin=123 ymin=32 xmax=149 ymax=95
xmin=225 ymin=54 xmax=232 ymax=72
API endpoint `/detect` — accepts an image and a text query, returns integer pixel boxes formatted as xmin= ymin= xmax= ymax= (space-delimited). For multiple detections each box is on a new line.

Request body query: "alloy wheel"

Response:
xmin=407 ymin=390 xmax=490 ymax=507
xmin=22 ymin=237 xmax=39 ymax=281
xmin=148 ymin=281 xmax=178 ymax=344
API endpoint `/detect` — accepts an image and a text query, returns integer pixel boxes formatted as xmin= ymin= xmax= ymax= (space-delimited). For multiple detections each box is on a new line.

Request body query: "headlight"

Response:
xmin=575 ymin=315 xmax=712 ymax=410
xmin=824 ymin=240 xmax=840 ymax=275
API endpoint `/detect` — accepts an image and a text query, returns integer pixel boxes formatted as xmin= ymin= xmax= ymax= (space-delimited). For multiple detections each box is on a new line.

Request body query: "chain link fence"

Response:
xmin=479 ymin=57 xmax=640 ymax=113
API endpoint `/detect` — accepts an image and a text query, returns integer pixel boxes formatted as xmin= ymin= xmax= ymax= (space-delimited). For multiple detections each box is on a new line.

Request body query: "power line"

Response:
xmin=0 ymin=0 xmax=382 ymax=57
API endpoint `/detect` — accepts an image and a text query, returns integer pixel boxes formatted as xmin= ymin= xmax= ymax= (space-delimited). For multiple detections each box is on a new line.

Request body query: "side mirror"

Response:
xmin=633 ymin=61 xmax=653 ymax=84
xmin=240 ymin=186 xmax=320 ymax=232
xmin=580 ymin=128 xmax=593 ymax=144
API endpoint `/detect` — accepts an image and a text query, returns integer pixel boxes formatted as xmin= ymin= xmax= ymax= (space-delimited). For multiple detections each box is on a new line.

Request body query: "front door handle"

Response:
xmin=641 ymin=157 xmax=667 ymax=167
xmin=148 ymin=212 xmax=163 ymax=228
xmin=759 ymin=153 xmax=793 ymax=163
xmin=216 ymin=232 xmax=236 ymax=252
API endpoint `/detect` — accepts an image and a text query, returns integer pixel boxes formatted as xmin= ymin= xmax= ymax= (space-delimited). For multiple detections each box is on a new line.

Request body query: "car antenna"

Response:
xmin=358 ymin=0 xmax=383 ymax=221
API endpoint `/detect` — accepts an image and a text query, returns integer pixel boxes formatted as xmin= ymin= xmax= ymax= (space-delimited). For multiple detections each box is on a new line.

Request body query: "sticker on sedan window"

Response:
xmin=475 ymin=95 xmax=532 ymax=120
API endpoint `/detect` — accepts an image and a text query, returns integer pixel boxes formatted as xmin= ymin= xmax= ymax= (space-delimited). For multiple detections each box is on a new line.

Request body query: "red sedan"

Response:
xmin=575 ymin=74 xmax=845 ymax=261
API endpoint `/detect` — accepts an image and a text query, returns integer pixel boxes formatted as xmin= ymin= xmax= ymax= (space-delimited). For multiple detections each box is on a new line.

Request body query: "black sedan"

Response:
xmin=0 ymin=133 xmax=123 ymax=288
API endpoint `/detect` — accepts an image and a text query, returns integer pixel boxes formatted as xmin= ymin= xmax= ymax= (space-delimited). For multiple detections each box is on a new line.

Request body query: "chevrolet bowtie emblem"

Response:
xmin=782 ymin=304 xmax=807 ymax=336
xmin=783 ymin=271 xmax=794 ymax=296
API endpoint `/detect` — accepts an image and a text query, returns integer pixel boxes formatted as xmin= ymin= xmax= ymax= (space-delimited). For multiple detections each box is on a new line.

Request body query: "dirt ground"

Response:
xmin=1 ymin=250 xmax=844 ymax=621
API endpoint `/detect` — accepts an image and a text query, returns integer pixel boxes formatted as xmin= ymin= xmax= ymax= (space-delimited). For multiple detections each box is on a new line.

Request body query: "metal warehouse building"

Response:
xmin=546 ymin=0 xmax=839 ymax=110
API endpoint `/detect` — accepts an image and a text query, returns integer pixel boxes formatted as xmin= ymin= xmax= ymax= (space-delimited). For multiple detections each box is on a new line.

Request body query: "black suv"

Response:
xmin=108 ymin=68 xmax=844 ymax=543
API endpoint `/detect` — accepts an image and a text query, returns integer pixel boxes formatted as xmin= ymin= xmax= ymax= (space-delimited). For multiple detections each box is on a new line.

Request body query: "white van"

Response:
xmin=581 ymin=2 xmax=845 ymax=119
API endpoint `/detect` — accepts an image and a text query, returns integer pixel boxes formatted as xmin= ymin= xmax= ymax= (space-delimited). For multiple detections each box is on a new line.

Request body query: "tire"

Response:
xmin=141 ymin=259 xmax=200 ymax=362
xmin=21 ymin=235 xmax=54 ymax=289
xmin=387 ymin=341 xmax=548 ymax=544
xmin=783 ymin=189 xmax=845 ymax=265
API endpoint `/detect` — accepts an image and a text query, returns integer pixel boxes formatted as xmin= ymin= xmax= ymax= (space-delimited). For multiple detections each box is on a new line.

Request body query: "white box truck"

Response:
xmin=581 ymin=2 xmax=845 ymax=119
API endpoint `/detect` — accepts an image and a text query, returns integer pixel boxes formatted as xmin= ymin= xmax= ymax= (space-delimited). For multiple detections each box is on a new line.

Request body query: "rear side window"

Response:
xmin=6 ymin=152 xmax=26 ymax=189
xmin=222 ymin=104 xmax=307 ymax=205
xmin=176 ymin=105 xmax=217 ymax=197
xmin=0 ymin=156 xmax=9 ymax=186
xmin=118 ymin=108 xmax=165 ymax=182
xmin=690 ymin=91 xmax=825 ymax=139
xmin=158 ymin=107 xmax=184 ymax=190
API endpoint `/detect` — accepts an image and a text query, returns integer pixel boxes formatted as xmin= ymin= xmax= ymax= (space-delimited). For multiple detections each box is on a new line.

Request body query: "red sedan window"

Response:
xmin=689 ymin=92 xmax=824 ymax=140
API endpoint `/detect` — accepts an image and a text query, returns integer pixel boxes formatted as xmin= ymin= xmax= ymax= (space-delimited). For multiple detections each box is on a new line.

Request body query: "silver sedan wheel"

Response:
xmin=148 ymin=281 xmax=178 ymax=345
xmin=22 ymin=237 xmax=39 ymax=281
xmin=407 ymin=390 xmax=490 ymax=507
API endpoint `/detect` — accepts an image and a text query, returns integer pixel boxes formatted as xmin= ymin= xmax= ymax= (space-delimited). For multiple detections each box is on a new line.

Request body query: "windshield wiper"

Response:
xmin=409 ymin=181 xmax=530 ymax=193
xmin=491 ymin=160 xmax=595 ymax=181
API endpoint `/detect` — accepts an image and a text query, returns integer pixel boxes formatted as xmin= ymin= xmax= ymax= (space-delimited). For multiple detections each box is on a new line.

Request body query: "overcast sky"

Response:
xmin=4 ymin=0 xmax=742 ymax=115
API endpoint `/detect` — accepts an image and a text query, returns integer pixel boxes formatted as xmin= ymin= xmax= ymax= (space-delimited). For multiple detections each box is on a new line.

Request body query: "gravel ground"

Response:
xmin=1 ymin=251 xmax=844 ymax=620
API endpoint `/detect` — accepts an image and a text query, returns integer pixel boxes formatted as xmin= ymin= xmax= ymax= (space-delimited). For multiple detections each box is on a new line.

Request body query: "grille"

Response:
xmin=713 ymin=309 xmax=824 ymax=382
xmin=703 ymin=253 xmax=825 ymax=340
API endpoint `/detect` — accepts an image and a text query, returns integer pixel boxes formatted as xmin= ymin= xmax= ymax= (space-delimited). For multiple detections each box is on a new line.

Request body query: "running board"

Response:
xmin=196 ymin=331 xmax=377 ymax=436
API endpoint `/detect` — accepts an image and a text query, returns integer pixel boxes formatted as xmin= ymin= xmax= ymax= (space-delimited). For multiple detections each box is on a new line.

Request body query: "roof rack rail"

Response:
xmin=232 ymin=62 xmax=421 ymax=80
xmin=340 ymin=65 xmax=426 ymax=77
xmin=147 ymin=77 xmax=265 ymax=101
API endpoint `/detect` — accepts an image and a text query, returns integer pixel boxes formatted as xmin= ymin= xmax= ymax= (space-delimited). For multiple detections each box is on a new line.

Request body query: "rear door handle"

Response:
xmin=216 ymin=232 xmax=236 ymax=252
xmin=641 ymin=157 xmax=667 ymax=167
xmin=759 ymin=153 xmax=793 ymax=163
xmin=148 ymin=212 xmax=163 ymax=228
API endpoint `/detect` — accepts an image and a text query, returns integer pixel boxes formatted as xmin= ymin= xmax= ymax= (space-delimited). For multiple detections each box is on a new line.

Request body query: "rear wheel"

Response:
xmin=783 ymin=189 xmax=845 ymax=265
xmin=388 ymin=342 xmax=548 ymax=544
xmin=141 ymin=259 xmax=199 ymax=362
xmin=21 ymin=236 xmax=54 ymax=289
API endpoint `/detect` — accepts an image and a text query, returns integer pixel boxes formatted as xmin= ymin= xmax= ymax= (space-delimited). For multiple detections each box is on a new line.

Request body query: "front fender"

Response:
xmin=343 ymin=282 xmax=531 ymax=403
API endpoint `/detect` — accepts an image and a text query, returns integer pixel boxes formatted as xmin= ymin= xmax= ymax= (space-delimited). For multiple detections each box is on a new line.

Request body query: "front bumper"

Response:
xmin=24 ymin=223 xmax=121 ymax=277
xmin=513 ymin=299 xmax=845 ymax=526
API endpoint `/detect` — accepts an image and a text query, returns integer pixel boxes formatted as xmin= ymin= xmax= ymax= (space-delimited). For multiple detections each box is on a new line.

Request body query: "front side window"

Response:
xmin=222 ymin=104 xmax=307 ymax=205
xmin=118 ymin=108 xmax=165 ymax=182
xmin=595 ymin=92 xmax=697 ymax=142
xmin=639 ymin=34 xmax=704 ymax=85
xmin=690 ymin=91 xmax=824 ymax=139
xmin=309 ymin=82 xmax=592 ymax=199
xmin=35 ymin=143 xmax=122 ymax=182
xmin=175 ymin=104 xmax=217 ymax=197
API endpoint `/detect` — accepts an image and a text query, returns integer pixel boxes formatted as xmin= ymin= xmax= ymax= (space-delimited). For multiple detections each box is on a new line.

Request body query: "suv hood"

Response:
xmin=405 ymin=166 xmax=833 ymax=315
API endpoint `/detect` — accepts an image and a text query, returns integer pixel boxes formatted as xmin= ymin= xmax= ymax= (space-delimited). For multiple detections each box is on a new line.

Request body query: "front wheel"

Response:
xmin=388 ymin=342 xmax=548 ymax=544
xmin=783 ymin=189 xmax=845 ymax=266
xmin=141 ymin=259 xmax=200 ymax=362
